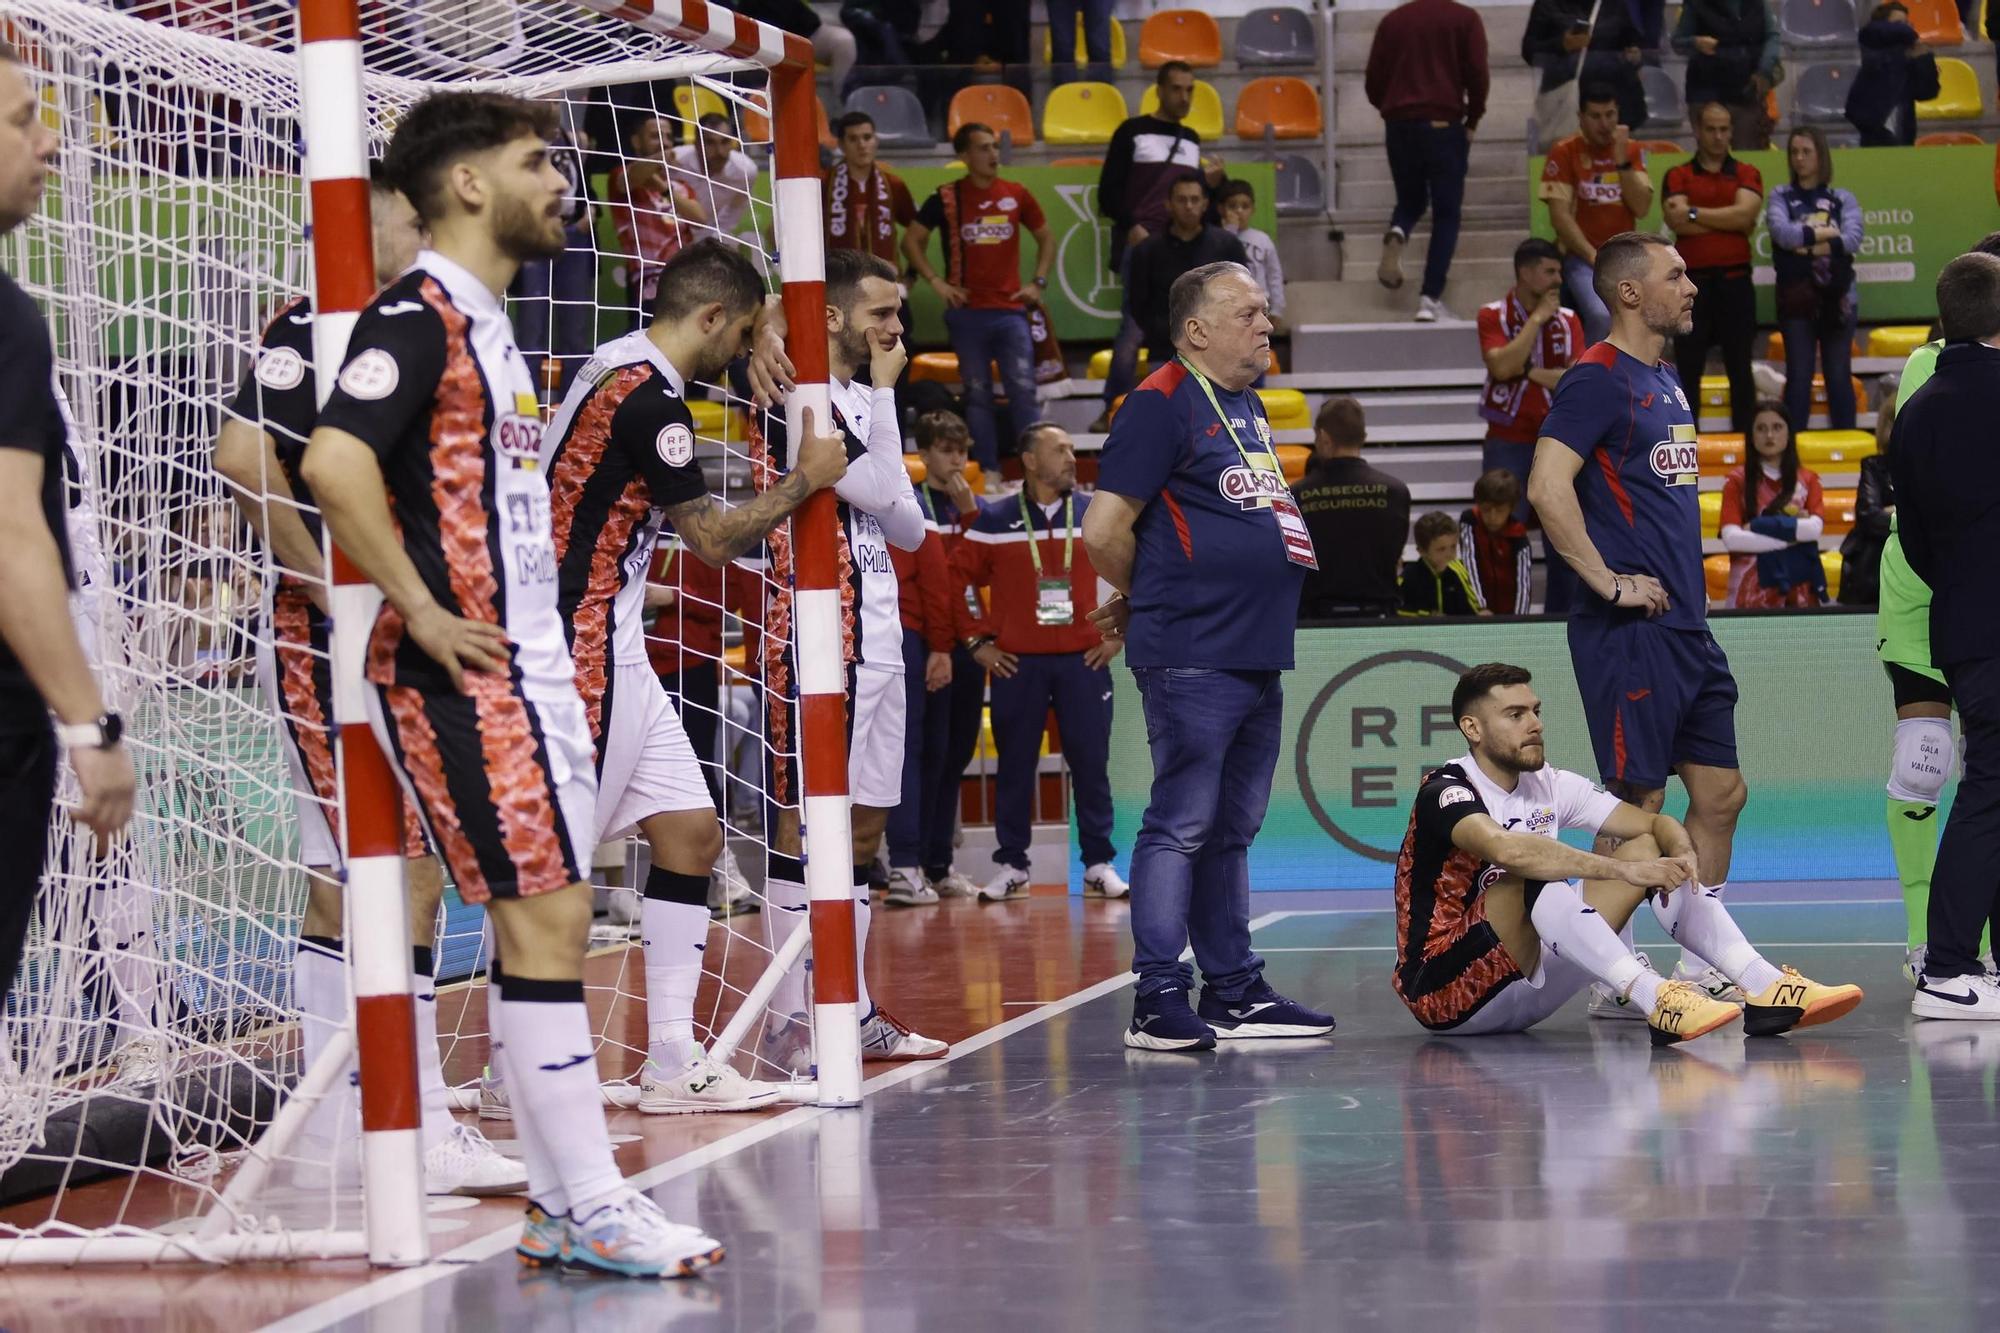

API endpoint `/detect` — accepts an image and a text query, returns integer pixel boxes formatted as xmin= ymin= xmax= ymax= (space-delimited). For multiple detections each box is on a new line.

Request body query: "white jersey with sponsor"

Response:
xmin=830 ymin=375 xmax=903 ymax=674
xmin=1439 ymin=753 xmax=1623 ymax=846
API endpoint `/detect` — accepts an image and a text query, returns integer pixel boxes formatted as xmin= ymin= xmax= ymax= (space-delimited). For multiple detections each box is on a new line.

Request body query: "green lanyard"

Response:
xmin=1018 ymin=489 xmax=1073 ymax=578
xmin=918 ymin=483 xmax=937 ymax=523
xmin=1177 ymin=355 xmax=1271 ymax=471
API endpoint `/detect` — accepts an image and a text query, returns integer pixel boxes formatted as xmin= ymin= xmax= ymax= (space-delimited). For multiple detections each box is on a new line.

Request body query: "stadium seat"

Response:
xmin=1791 ymin=63 xmax=1860 ymax=124
xmin=1822 ymin=549 xmax=1843 ymax=600
xmin=949 ymin=84 xmax=1036 ymax=146
xmin=1236 ymin=6 xmax=1318 ymax=67
xmin=1904 ymin=0 xmax=1966 ymax=43
xmin=687 ymin=400 xmax=742 ymax=442
xmin=1087 ymin=347 xmax=1150 ymax=380
xmin=1918 ymin=57 xmax=1982 ymax=119
xmin=1257 ymin=388 xmax=1312 ymax=430
xmin=1699 ymin=490 xmax=1722 ymax=537
xmin=1043 ymin=14 xmax=1129 ymax=68
xmin=911 ymin=351 xmax=962 ymax=384
xmin=1236 ymin=77 xmax=1322 ymax=140
xmin=1141 ymin=79 xmax=1225 ymax=140
xmin=1049 ymin=155 xmax=1105 ymax=168
xmin=1043 ymin=82 xmax=1129 ymax=145
xmin=1636 ymin=139 xmax=1688 ymax=157
xmin=1139 ymin=10 xmax=1222 ymax=69
xmin=815 ymin=94 xmax=836 ymax=150
xmin=1699 ymin=374 xmax=1731 ymax=416
xmin=1781 ymin=0 xmax=1859 ymax=47
xmin=843 ymin=85 xmax=931 ymax=147
xmin=1277 ymin=444 xmax=1312 ymax=482
xmin=1796 ymin=429 xmax=1877 ymax=465
xmin=1765 ymin=330 xmax=1863 ymax=361
xmin=1639 ymin=66 xmax=1686 ymax=130
xmin=673 ymin=84 xmax=725 ymax=141
xmin=1273 ymin=153 xmax=1326 ymax=216
xmin=1824 ymin=488 xmax=1858 ymax=534
xmin=1868 ymin=325 xmax=1932 ymax=358
xmin=1698 ymin=434 xmax=1746 ymax=475
xmin=1917 ymin=130 xmax=1984 ymax=145
xmin=1704 ymin=553 xmax=1730 ymax=603
xmin=1806 ymin=374 xmax=1870 ymax=413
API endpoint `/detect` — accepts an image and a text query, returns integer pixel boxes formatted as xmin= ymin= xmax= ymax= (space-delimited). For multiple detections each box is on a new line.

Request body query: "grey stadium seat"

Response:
xmin=1640 ymin=64 xmax=1685 ymax=130
xmin=1781 ymin=0 xmax=1860 ymax=48
xmin=1272 ymin=153 xmax=1325 ymax=216
xmin=842 ymin=85 xmax=931 ymax=147
xmin=1236 ymin=7 xmax=1317 ymax=67
xmin=1792 ymin=62 xmax=1861 ymax=123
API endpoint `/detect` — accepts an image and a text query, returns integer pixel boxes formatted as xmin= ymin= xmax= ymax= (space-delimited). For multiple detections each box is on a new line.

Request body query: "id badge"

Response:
xmin=1268 ymin=494 xmax=1320 ymax=571
xmin=1036 ymin=577 xmax=1074 ymax=625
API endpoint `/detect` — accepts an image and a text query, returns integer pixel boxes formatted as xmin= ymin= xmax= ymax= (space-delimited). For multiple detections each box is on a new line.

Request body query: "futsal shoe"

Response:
xmin=1673 ymin=957 xmax=1748 ymax=1004
xmin=108 ymin=1035 xmax=167 ymax=1089
xmin=564 ymin=1193 xmax=724 ymax=1279
xmin=638 ymin=1052 xmax=784 ymax=1114
xmin=1197 ymin=979 xmax=1336 ymax=1039
xmin=929 ymin=867 xmax=977 ymax=899
xmin=978 ymin=866 xmax=1030 ymax=903
xmin=516 ymin=1200 xmax=569 ymax=1269
xmin=1125 ymin=985 xmax=1217 ymax=1052
xmin=884 ymin=868 xmax=939 ymax=908
xmin=1587 ymin=950 xmax=1656 ymax=1021
xmin=1912 ymin=970 xmax=2000 ymax=1021
xmin=1083 ymin=863 xmax=1130 ymax=899
xmin=758 ymin=1012 xmax=816 ymax=1077
xmin=1741 ymin=966 xmax=1864 ymax=1037
xmin=424 ymin=1122 xmax=530 ymax=1196
xmin=1646 ymin=979 xmax=1744 ymax=1047
xmin=859 ymin=1006 xmax=948 ymax=1060
xmin=479 ymin=1068 xmax=512 ymax=1121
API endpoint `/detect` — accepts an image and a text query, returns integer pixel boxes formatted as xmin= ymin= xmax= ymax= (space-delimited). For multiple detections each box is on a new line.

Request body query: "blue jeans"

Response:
xmin=1781 ymin=308 xmax=1859 ymax=431
xmin=944 ymin=305 xmax=1041 ymax=470
xmin=512 ymin=220 xmax=598 ymax=397
xmin=1564 ymin=253 xmax=1610 ymax=345
xmin=887 ymin=634 xmax=987 ymax=877
xmin=1128 ymin=667 xmax=1280 ymax=999
xmin=990 ymin=651 xmax=1115 ymax=871
xmin=1383 ymin=118 xmax=1467 ymax=301
xmin=1047 ymin=0 xmax=1116 ymax=86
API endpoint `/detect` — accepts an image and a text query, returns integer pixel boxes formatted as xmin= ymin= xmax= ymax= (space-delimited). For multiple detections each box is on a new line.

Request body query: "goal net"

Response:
xmin=0 ymin=0 xmax=846 ymax=1265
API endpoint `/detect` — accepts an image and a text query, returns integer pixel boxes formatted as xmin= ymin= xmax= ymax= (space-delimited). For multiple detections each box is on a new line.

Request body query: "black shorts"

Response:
xmin=1886 ymin=661 xmax=1953 ymax=710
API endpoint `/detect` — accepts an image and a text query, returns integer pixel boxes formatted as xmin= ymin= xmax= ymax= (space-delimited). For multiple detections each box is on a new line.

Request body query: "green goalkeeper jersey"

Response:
xmin=1877 ymin=340 xmax=1942 ymax=683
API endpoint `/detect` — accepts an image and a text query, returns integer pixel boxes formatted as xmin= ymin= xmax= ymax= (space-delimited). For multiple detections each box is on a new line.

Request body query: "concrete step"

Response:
xmin=1287 ymin=308 xmax=1487 ymax=374
xmin=1334 ymin=172 xmax=1528 ymax=215
xmin=1344 ymin=226 xmax=1526 ymax=266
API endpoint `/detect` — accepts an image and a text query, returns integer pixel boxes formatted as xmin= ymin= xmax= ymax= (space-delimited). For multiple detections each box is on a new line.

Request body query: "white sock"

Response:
xmin=641 ymin=893 xmax=709 ymax=1070
xmin=852 ymin=864 xmax=873 ymax=1019
xmin=1529 ymin=880 xmax=1662 ymax=1012
xmin=763 ymin=853 xmax=810 ymax=1018
xmin=294 ymin=936 xmax=356 ymax=1149
xmin=499 ymin=980 xmax=624 ymax=1218
xmin=412 ymin=947 xmax=451 ymax=1152
xmin=1652 ymin=883 xmax=1781 ymax=995
xmin=481 ymin=917 xmax=504 ymax=1089
xmin=97 ymin=878 xmax=160 ymax=1040
xmin=490 ymin=968 xmax=564 ymax=1214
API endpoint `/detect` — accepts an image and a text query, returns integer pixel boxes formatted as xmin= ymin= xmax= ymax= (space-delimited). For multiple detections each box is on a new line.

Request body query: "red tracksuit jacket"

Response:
xmin=951 ymin=488 xmax=1104 ymax=656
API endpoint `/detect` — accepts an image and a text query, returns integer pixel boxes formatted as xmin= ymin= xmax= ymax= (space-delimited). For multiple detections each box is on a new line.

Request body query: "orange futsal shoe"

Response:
xmin=1742 ymin=966 xmax=1865 ymax=1037
xmin=1647 ymin=980 xmax=1744 ymax=1047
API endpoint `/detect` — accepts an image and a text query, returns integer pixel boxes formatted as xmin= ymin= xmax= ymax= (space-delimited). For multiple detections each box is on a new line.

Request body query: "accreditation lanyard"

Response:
xmin=1178 ymin=357 xmax=1319 ymax=570
xmin=1020 ymin=489 xmax=1075 ymax=624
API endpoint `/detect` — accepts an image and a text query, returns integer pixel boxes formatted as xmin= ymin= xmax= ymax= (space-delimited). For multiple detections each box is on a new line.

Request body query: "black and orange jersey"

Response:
xmin=1392 ymin=763 xmax=1520 ymax=1031
xmin=226 ymin=296 xmax=322 ymax=540
xmin=540 ymin=330 xmax=708 ymax=741
xmin=314 ymin=250 xmax=570 ymax=702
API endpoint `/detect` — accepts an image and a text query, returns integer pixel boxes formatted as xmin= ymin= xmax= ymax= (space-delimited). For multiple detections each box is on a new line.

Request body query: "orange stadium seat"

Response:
xmin=1823 ymin=489 xmax=1858 ymax=534
xmin=1918 ymin=130 xmax=1984 ymax=145
xmin=949 ymin=84 xmax=1036 ymax=145
xmin=1043 ymin=82 xmax=1129 ymax=145
xmin=1698 ymin=434 xmax=1746 ymax=474
xmin=1142 ymin=80 xmax=1225 ymax=140
xmin=1277 ymin=445 xmax=1311 ymax=482
xmin=911 ymin=352 xmax=961 ymax=383
xmin=1704 ymin=553 xmax=1730 ymax=603
xmin=1808 ymin=375 xmax=1870 ymax=413
xmin=1139 ymin=10 xmax=1223 ymax=69
xmin=1904 ymin=0 xmax=1966 ymax=43
xmin=1235 ymin=77 xmax=1321 ymax=140
xmin=1637 ymin=139 xmax=1688 ymax=157
xmin=815 ymin=94 xmax=836 ymax=149
xmin=1050 ymin=155 xmax=1105 ymax=167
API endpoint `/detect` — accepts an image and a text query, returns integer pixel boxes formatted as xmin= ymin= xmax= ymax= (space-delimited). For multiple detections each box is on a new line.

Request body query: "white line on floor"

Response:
xmin=260 ymin=912 xmax=1293 ymax=1332
xmin=1257 ymin=941 xmax=1908 ymax=953
xmin=1271 ymin=898 xmax=1900 ymax=916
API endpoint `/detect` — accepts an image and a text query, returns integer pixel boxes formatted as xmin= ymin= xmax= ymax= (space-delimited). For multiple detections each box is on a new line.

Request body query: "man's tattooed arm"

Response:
xmin=663 ymin=469 xmax=817 ymax=567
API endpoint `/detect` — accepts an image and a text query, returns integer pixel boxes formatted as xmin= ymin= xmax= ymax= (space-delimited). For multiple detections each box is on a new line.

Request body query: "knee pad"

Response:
xmin=1887 ymin=717 xmax=1955 ymax=804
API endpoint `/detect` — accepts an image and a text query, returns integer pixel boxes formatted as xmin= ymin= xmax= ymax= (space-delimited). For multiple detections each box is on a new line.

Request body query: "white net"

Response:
xmin=0 ymin=0 xmax=821 ymax=1257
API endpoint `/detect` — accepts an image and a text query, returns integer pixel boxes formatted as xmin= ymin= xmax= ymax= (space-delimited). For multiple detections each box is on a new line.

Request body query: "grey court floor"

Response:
xmin=274 ymin=886 xmax=2000 ymax=1333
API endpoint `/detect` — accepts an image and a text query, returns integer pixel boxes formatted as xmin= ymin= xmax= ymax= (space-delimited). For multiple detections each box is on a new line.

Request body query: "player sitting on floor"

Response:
xmin=1392 ymin=662 xmax=1863 ymax=1045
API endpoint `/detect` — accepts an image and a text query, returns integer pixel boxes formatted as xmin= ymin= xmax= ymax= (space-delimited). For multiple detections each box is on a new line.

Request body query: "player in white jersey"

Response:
xmin=748 ymin=247 xmax=948 ymax=1067
xmin=1392 ymin=663 xmax=1863 ymax=1044
xmin=302 ymin=92 xmax=721 ymax=1279
xmin=524 ymin=239 xmax=847 ymax=1113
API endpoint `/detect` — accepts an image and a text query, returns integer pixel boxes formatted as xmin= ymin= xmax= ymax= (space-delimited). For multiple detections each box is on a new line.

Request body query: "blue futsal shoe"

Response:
xmin=1125 ymin=985 xmax=1217 ymax=1051
xmin=1198 ymin=979 xmax=1336 ymax=1038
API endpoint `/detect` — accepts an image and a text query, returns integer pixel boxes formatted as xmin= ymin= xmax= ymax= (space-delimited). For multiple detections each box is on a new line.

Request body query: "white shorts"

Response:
xmin=848 ymin=665 xmax=906 ymax=809
xmin=596 ymin=661 xmax=715 ymax=841
xmin=1446 ymin=946 xmax=1594 ymax=1036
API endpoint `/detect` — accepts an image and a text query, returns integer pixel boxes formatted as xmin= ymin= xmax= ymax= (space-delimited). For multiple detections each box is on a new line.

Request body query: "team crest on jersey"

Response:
xmin=1253 ymin=414 xmax=1272 ymax=446
xmin=255 ymin=346 xmax=305 ymax=392
xmin=492 ymin=413 xmax=542 ymax=462
xmin=1218 ymin=462 xmax=1290 ymax=510
xmin=1650 ymin=423 xmax=1699 ymax=486
xmin=997 ymin=196 xmax=1018 ymax=212
xmin=1438 ymin=785 xmax=1474 ymax=807
xmin=657 ymin=422 xmax=695 ymax=467
xmin=1673 ymin=385 xmax=1691 ymax=412
xmin=1525 ymin=807 xmax=1555 ymax=835
xmin=338 ymin=348 xmax=398 ymax=400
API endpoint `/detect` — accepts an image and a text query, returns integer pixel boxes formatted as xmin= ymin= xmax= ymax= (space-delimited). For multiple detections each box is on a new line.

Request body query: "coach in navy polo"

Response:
xmin=1084 ymin=260 xmax=1336 ymax=1052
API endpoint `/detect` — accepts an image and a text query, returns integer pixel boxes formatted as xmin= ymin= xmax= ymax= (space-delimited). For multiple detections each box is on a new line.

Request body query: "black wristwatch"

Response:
xmin=56 ymin=712 xmax=123 ymax=750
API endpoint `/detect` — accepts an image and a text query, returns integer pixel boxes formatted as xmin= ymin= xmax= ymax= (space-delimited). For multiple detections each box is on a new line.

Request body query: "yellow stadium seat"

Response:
xmin=1821 ymin=549 xmax=1843 ymax=601
xmin=1823 ymin=488 xmax=1858 ymax=534
xmin=1796 ymin=429 xmax=1877 ymax=466
xmin=1918 ymin=57 xmax=1983 ymax=120
xmin=1276 ymin=444 xmax=1311 ymax=482
xmin=1043 ymin=82 xmax=1130 ymax=145
xmin=687 ymin=399 xmax=740 ymax=441
xmin=1698 ymin=433 xmax=1746 ymax=475
xmin=1868 ymin=325 xmax=1932 ymax=358
xmin=1043 ymin=14 xmax=1129 ymax=67
xmin=1704 ymin=553 xmax=1730 ymax=603
xmin=1699 ymin=374 xmax=1731 ymax=414
xmin=1256 ymin=387 xmax=1311 ymax=431
xmin=673 ymin=84 xmax=726 ymax=142
xmin=1140 ymin=10 xmax=1223 ymax=69
xmin=1140 ymin=80 xmax=1225 ymax=141
xmin=1699 ymin=490 xmax=1722 ymax=537
xmin=1087 ymin=347 xmax=1150 ymax=380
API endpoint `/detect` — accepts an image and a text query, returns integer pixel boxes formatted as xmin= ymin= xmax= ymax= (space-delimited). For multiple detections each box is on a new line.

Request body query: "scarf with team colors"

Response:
xmin=1479 ymin=292 xmax=1573 ymax=430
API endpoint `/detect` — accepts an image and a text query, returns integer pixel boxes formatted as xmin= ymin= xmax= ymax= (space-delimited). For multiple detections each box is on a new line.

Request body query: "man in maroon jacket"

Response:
xmin=954 ymin=424 xmax=1128 ymax=903
xmin=1365 ymin=0 xmax=1490 ymax=322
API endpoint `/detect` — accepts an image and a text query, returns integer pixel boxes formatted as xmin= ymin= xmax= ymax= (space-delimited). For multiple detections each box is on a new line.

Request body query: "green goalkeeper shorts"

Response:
xmin=1877 ymin=523 xmax=1943 ymax=685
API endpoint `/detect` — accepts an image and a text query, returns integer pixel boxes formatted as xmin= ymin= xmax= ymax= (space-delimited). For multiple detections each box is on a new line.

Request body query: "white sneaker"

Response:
xmin=1913 ymin=970 xmax=2000 ymax=1020
xmin=479 ymin=1068 xmax=511 ymax=1121
xmin=858 ymin=1006 xmax=947 ymax=1060
xmin=930 ymin=867 xmax=977 ymax=899
xmin=1674 ymin=957 xmax=1747 ymax=1004
xmin=979 ymin=866 xmax=1030 ymax=903
xmin=885 ymin=867 xmax=939 ymax=908
xmin=1588 ymin=950 xmax=1653 ymax=1021
xmin=109 ymin=1035 xmax=167 ymax=1088
xmin=638 ymin=1052 xmax=784 ymax=1114
xmin=1414 ymin=295 xmax=1446 ymax=323
xmin=1083 ymin=863 xmax=1129 ymax=899
xmin=565 ymin=1191 xmax=724 ymax=1279
xmin=758 ymin=1011 xmax=815 ymax=1077
xmin=423 ymin=1121 xmax=530 ymax=1196
xmin=709 ymin=845 xmax=757 ymax=918
xmin=1908 ymin=945 xmax=1998 ymax=983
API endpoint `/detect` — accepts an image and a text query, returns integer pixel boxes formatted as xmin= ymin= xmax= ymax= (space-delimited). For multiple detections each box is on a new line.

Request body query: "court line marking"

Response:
xmin=1269 ymin=898 xmax=1901 ymax=916
xmin=260 ymin=911 xmax=1292 ymax=1332
xmin=1258 ymin=941 xmax=1908 ymax=953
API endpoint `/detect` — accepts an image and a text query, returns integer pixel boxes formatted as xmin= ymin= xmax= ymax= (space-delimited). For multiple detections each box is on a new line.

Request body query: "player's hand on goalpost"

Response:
xmin=746 ymin=295 xmax=795 ymax=408
xmin=404 ymin=603 xmax=512 ymax=692
xmin=794 ymin=408 xmax=850 ymax=491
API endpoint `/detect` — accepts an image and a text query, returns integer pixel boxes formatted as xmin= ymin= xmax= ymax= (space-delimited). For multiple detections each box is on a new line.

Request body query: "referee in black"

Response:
xmin=0 ymin=44 xmax=134 ymax=1000
xmin=1892 ymin=251 xmax=2000 ymax=1020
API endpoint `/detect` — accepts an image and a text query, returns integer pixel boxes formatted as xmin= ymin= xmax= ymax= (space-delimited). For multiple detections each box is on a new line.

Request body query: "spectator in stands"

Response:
xmin=1401 ymin=510 xmax=1484 ymax=616
xmin=607 ymin=115 xmax=707 ymax=319
xmin=735 ymin=0 xmax=857 ymax=93
xmin=1048 ymin=0 xmax=1117 ymax=86
xmin=1093 ymin=61 xmax=1215 ymax=431
xmin=841 ymin=0 xmax=922 ymax=87
xmin=1840 ymin=379 xmax=1897 ymax=605
xmin=669 ymin=113 xmax=764 ymax=253
xmin=1522 ymin=0 xmax=1648 ymax=153
xmin=1664 ymin=102 xmax=1764 ymax=437
xmin=1294 ymin=396 xmax=1411 ymax=619
xmin=1671 ymin=0 xmax=1779 ymax=150
xmin=902 ymin=124 xmax=1052 ymax=473
xmin=1461 ymin=470 xmax=1533 ymax=615
xmin=1768 ymin=126 xmax=1865 ymax=432
xmin=1539 ymin=85 xmax=1652 ymax=344
xmin=1128 ymin=177 xmax=1249 ymax=367
xmin=1848 ymin=4 xmax=1932 ymax=146
xmin=1720 ymin=400 xmax=1827 ymax=608
xmin=955 ymin=424 xmax=1126 ymax=903
xmin=1217 ymin=179 xmax=1285 ymax=329
xmin=824 ymin=111 xmax=917 ymax=265
xmin=1365 ymin=0 xmax=1489 ymax=322
xmin=512 ymin=106 xmax=595 ymax=396
xmin=1479 ymin=236 xmax=1584 ymax=517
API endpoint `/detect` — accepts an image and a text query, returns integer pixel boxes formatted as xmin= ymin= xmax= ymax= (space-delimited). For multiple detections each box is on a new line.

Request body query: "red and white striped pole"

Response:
xmin=295 ymin=0 xmax=429 ymax=1265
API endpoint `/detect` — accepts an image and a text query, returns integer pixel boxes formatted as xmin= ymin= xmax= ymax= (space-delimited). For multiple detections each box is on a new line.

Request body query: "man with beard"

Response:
xmin=1392 ymin=663 xmax=1861 ymax=1042
xmin=302 ymin=92 xmax=722 ymax=1279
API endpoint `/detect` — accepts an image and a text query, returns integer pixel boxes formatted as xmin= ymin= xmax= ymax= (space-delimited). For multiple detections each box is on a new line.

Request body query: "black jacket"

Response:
xmin=1672 ymin=0 xmax=1779 ymax=105
xmin=1889 ymin=341 xmax=2000 ymax=666
xmin=1847 ymin=19 xmax=1928 ymax=145
xmin=1521 ymin=0 xmax=1648 ymax=129
xmin=1128 ymin=225 xmax=1250 ymax=359
xmin=1838 ymin=452 xmax=1892 ymax=605
xmin=1293 ymin=456 xmax=1412 ymax=616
